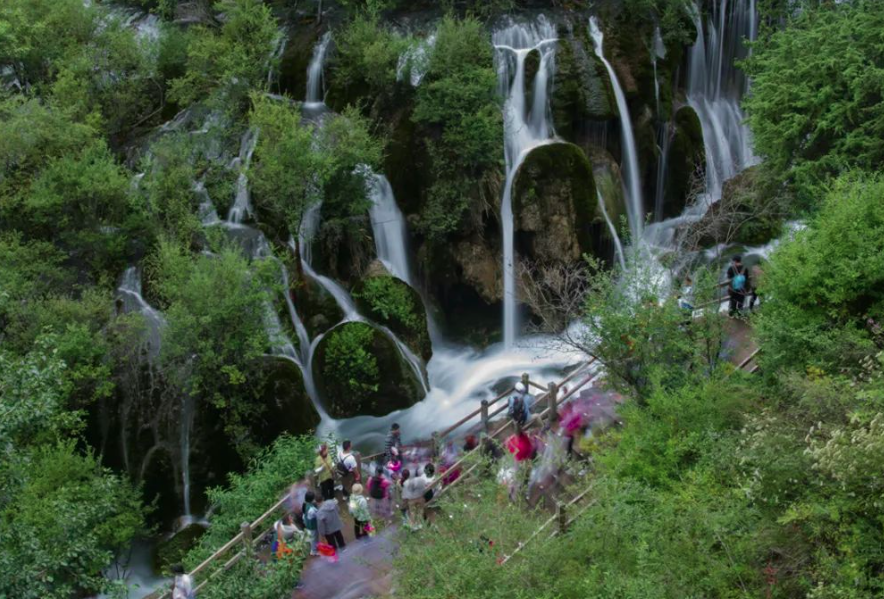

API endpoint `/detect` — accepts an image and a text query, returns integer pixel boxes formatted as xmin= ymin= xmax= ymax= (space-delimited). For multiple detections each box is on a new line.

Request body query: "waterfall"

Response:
xmin=180 ymin=393 xmax=195 ymax=515
xmin=305 ymin=32 xmax=331 ymax=106
xmin=493 ymin=16 xmax=558 ymax=348
xmin=651 ymin=26 xmax=665 ymax=115
xmin=686 ymin=0 xmax=757 ymax=201
xmin=589 ymin=17 xmax=644 ymax=241
xmin=653 ymin=122 xmax=672 ymax=221
xmin=397 ymin=34 xmax=436 ymax=87
xmin=597 ymin=190 xmax=627 ymax=270
xmin=226 ymin=128 xmax=259 ymax=223
xmin=117 ymin=267 xmax=165 ymax=359
xmin=369 ymin=174 xmax=413 ymax=286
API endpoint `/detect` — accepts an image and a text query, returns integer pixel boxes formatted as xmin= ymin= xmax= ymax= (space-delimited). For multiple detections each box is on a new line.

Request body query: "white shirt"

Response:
xmin=403 ymin=474 xmax=433 ymax=500
xmin=275 ymin=520 xmax=299 ymax=541
xmin=338 ymin=451 xmax=357 ymax=472
xmin=172 ymin=574 xmax=193 ymax=599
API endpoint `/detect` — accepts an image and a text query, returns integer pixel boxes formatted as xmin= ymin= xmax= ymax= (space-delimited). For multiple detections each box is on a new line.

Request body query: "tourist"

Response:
xmin=678 ymin=276 xmax=694 ymax=313
xmin=273 ymin=513 xmax=298 ymax=559
xmin=170 ymin=564 xmax=194 ymax=599
xmin=315 ymin=444 xmax=335 ymax=500
xmin=463 ymin=434 xmax=478 ymax=452
xmin=403 ymin=463 xmax=435 ymax=529
xmin=727 ymin=255 xmax=750 ymax=317
xmin=384 ymin=422 xmax=402 ymax=464
xmin=316 ymin=496 xmax=346 ymax=550
xmin=397 ymin=468 xmax=411 ymax=520
xmin=337 ymin=439 xmax=359 ymax=498
xmin=748 ymin=263 xmax=764 ymax=310
xmin=302 ymin=490 xmax=319 ymax=555
xmin=348 ymin=483 xmax=373 ymax=539
xmin=367 ymin=466 xmax=391 ymax=519
xmin=506 ymin=425 xmax=536 ymax=498
xmin=508 ymin=382 xmax=530 ymax=426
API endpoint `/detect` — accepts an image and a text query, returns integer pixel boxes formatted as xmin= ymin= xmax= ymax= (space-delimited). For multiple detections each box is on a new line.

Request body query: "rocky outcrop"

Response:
xmin=512 ymin=142 xmax=599 ymax=265
xmin=312 ymin=214 xmax=375 ymax=287
xmin=663 ymin=105 xmax=706 ymax=218
xmin=353 ymin=265 xmax=432 ymax=360
xmin=278 ymin=26 xmax=322 ymax=99
xmin=253 ymin=356 xmax=321 ymax=443
xmin=312 ymin=321 xmax=423 ymax=418
xmin=552 ymin=29 xmax=617 ymax=142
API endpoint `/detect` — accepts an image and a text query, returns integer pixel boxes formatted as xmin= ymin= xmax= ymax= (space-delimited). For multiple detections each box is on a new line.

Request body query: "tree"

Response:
xmin=743 ymin=1 xmax=884 ymax=205
xmin=149 ymin=240 xmax=274 ymax=448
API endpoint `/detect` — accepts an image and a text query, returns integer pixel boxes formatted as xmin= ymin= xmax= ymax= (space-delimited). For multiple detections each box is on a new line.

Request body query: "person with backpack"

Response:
xmin=170 ymin=564 xmax=194 ymax=599
xmin=337 ymin=439 xmax=359 ymax=498
xmin=367 ymin=466 xmax=391 ymax=519
xmin=302 ymin=491 xmax=319 ymax=555
xmin=727 ymin=255 xmax=751 ymax=317
xmin=508 ymin=383 xmax=529 ymax=426
xmin=315 ymin=444 xmax=335 ymax=501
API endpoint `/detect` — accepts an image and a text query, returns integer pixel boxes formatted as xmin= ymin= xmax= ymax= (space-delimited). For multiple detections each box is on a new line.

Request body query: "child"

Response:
xmin=302 ymin=491 xmax=319 ymax=556
xmin=348 ymin=484 xmax=372 ymax=539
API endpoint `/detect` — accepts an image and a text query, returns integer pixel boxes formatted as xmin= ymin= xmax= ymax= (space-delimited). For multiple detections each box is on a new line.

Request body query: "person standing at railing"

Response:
xmin=384 ymin=422 xmax=402 ymax=465
xmin=337 ymin=439 xmax=360 ymax=498
xmin=302 ymin=490 xmax=320 ymax=556
xmin=727 ymin=255 xmax=751 ymax=317
xmin=367 ymin=466 xmax=392 ymax=520
xmin=315 ymin=444 xmax=335 ymax=501
xmin=170 ymin=564 xmax=194 ymax=599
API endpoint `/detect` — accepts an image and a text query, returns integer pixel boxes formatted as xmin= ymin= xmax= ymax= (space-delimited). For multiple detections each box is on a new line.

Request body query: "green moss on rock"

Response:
xmin=154 ymin=524 xmax=206 ymax=574
xmin=513 ymin=142 xmax=599 ymax=263
xmin=354 ymin=270 xmax=432 ymax=361
xmin=312 ymin=321 xmax=423 ymax=418
xmin=664 ymin=105 xmax=706 ymax=218
xmin=253 ymin=356 xmax=321 ymax=443
xmin=552 ymin=34 xmax=617 ymax=141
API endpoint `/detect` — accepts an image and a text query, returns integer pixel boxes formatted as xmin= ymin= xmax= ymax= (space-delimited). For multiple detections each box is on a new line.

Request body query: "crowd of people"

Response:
xmin=169 ymin=376 xmax=610 ymax=596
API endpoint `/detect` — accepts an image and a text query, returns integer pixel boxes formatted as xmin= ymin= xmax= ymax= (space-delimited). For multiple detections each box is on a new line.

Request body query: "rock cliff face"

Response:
xmin=513 ymin=142 xmax=599 ymax=266
xmin=663 ymin=105 xmax=706 ymax=218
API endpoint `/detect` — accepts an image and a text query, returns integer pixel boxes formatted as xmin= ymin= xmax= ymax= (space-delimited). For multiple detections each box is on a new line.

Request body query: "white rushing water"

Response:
xmin=494 ymin=16 xmax=558 ymax=348
xmin=226 ymin=128 xmax=259 ymax=223
xmin=305 ymin=31 xmax=332 ymax=107
xmin=597 ymin=189 xmax=627 ymax=270
xmin=397 ymin=34 xmax=437 ymax=87
xmin=117 ymin=267 xmax=165 ymax=359
xmin=369 ymin=174 xmax=414 ymax=286
xmin=589 ymin=17 xmax=644 ymax=241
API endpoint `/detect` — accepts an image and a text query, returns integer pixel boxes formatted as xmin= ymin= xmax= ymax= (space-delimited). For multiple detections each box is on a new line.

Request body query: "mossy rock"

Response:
xmin=312 ymin=321 xmax=423 ymax=418
xmin=153 ymin=524 xmax=207 ymax=574
xmin=290 ymin=274 xmax=343 ymax=339
xmin=353 ymin=269 xmax=432 ymax=361
xmin=512 ymin=142 xmax=599 ymax=263
xmin=690 ymin=166 xmax=783 ymax=247
xmin=312 ymin=215 xmax=375 ymax=287
xmin=277 ymin=26 xmax=322 ymax=99
xmin=552 ymin=33 xmax=617 ymax=141
xmin=664 ymin=105 xmax=706 ymax=218
xmin=383 ymin=103 xmax=429 ymax=216
xmin=252 ymin=356 xmax=320 ymax=444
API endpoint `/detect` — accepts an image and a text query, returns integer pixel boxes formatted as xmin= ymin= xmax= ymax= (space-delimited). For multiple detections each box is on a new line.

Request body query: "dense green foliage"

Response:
xmin=321 ymin=321 xmax=381 ymax=401
xmin=755 ymin=173 xmax=884 ymax=374
xmin=0 ymin=339 xmax=148 ymax=599
xmin=355 ymin=275 xmax=422 ymax=332
xmin=743 ymin=0 xmax=884 ymax=205
xmin=413 ymin=15 xmax=503 ymax=239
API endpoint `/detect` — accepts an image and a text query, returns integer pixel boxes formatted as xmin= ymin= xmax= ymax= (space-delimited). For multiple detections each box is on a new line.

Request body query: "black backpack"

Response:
xmin=336 ymin=456 xmax=351 ymax=476
xmin=369 ymin=477 xmax=385 ymax=500
xmin=509 ymin=395 xmax=527 ymax=424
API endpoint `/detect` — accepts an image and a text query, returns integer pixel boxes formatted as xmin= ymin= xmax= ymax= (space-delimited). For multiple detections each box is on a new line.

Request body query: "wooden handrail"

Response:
xmin=736 ymin=347 xmax=760 ymax=370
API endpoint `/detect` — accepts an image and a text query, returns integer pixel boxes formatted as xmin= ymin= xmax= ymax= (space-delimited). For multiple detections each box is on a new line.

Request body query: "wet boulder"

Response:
xmin=512 ymin=142 xmax=599 ymax=265
xmin=353 ymin=265 xmax=432 ymax=361
xmin=552 ymin=34 xmax=618 ymax=142
xmin=252 ymin=356 xmax=321 ymax=444
xmin=312 ymin=321 xmax=423 ymax=418
xmin=663 ymin=105 xmax=706 ymax=218
xmin=312 ymin=214 xmax=376 ymax=287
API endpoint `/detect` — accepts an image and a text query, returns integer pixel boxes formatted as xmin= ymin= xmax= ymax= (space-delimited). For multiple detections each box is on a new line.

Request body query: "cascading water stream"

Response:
xmin=226 ymin=128 xmax=259 ymax=223
xmin=493 ymin=16 xmax=558 ymax=348
xmin=653 ymin=122 xmax=672 ymax=221
xmin=597 ymin=190 xmax=627 ymax=270
xmin=305 ymin=32 xmax=331 ymax=107
xmin=589 ymin=17 xmax=644 ymax=242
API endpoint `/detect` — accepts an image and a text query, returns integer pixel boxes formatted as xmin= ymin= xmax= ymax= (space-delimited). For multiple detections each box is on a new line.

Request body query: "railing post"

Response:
xmin=480 ymin=399 xmax=490 ymax=432
xmin=431 ymin=431 xmax=440 ymax=459
xmin=240 ymin=521 xmax=253 ymax=555
xmin=521 ymin=372 xmax=530 ymax=389
xmin=355 ymin=451 xmax=363 ymax=479
xmin=546 ymin=382 xmax=559 ymax=426
xmin=557 ymin=502 xmax=567 ymax=535
xmin=306 ymin=468 xmax=317 ymax=493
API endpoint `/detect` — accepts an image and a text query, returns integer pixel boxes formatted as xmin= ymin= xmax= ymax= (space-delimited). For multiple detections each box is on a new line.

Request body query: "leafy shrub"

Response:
xmin=331 ymin=13 xmax=409 ymax=94
xmin=755 ymin=173 xmax=884 ymax=373
xmin=321 ymin=322 xmax=380 ymax=400
xmin=355 ymin=275 xmax=421 ymax=332
xmin=743 ymin=1 xmax=884 ymax=204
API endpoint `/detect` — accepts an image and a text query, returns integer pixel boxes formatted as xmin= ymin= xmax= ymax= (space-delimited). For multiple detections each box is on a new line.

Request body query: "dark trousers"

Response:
xmin=319 ymin=478 xmax=335 ymax=501
xmin=325 ymin=530 xmax=345 ymax=549
xmin=354 ymin=519 xmax=367 ymax=539
xmin=728 ymin=290 xmax=746 ymax=316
